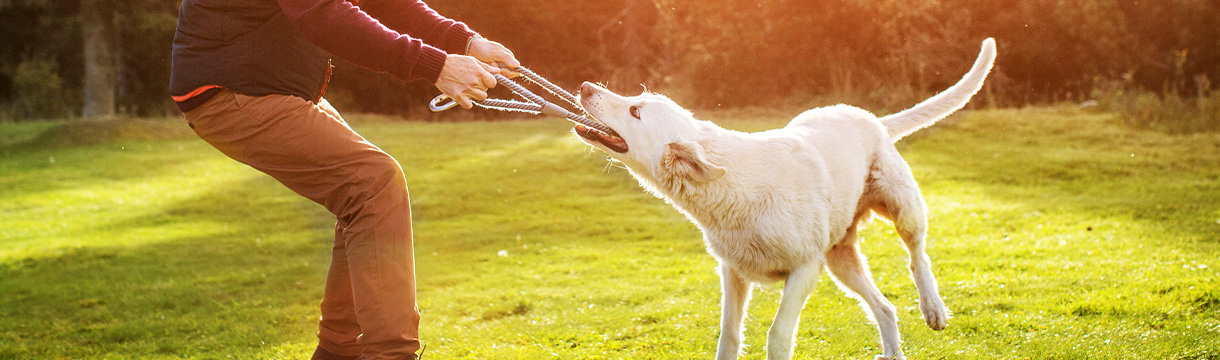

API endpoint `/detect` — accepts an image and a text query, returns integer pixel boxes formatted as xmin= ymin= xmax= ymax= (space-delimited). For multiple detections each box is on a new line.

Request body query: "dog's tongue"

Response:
xmin=575 ymin=124 xmax=626 ymax=147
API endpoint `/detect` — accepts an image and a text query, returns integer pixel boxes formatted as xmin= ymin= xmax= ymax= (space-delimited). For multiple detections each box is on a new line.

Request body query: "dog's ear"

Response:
xmin=661 ymin=141 xmax=726 ymax=183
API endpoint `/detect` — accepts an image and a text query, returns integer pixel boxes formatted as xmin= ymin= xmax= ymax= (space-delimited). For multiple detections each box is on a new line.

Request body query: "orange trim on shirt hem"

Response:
xmin=171 ymin=85 xmax=222 ymax=102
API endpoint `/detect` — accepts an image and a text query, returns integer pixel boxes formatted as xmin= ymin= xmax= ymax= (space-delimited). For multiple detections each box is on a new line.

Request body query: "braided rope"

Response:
xmin=565 ymin=113 xmax=617 ymax=135
xmin=491 ymin=74 xmax=548 ymax=106
xmin=486 ymin=72 xmax=619 ymax=136
xmin=475 ymin=98 xmax=542 ymax=114
xmin=517 ymin=67 xmax=581 ymax=109
xmin=429 ymin=64 xmax=619 ymax=138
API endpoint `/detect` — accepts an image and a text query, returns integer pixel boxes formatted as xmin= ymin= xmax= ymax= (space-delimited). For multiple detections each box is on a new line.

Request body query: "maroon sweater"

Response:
xmin=279 ymin=0 xmax=475 ymax=83
xmin=170 ymin=0 xmax=475 ymax=110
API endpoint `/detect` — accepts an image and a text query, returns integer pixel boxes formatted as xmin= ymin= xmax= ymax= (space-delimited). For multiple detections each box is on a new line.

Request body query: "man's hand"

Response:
xmin=467 ymin=37 xmax=521 ymax=77
xmin=434 ymin=55 xmax=499 ymax=109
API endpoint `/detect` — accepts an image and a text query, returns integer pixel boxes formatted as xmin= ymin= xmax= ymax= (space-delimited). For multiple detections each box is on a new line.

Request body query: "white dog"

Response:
xmin=573 ymin=39 xmax=996 ymax=359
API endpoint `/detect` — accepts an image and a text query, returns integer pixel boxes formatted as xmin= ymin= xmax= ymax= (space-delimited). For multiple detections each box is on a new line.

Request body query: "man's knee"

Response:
xmin=362 ymin=152 xmax=407 ymax=192
xmin=334 ymin=151 xmax=409 ymax=221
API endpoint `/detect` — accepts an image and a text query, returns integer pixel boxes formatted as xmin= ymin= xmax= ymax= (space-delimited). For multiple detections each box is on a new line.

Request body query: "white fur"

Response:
xmin=577 ymin=39 xmax=996 ymax=360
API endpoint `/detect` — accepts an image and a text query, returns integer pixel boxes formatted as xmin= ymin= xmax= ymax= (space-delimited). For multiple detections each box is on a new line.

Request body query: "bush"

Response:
xmin=1197 ymin=91 xmax=1220 ymax=131
xmin=1091 ymin=76 xmax=1220 ymax=133
xmin=12 ymin=59 xmax=70 ymax=120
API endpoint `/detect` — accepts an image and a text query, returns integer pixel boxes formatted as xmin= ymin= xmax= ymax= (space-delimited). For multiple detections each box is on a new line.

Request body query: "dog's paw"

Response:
xmin=874 ymin=354 xmax=905 ymax=360
xmin=920 ymin=298 xmax=950 ymax=330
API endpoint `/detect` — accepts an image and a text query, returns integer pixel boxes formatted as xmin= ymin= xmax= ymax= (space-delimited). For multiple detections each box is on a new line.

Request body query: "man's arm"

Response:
xmin=277 ymin=0 xmax=460 ymax=84
xmin=353 ymin=0 xmax=474 ymax=56
xmin=276 ymin=0 xmax=500 ymax=108
xmin=354 ymin=0 xmax=520 ymax=73
xmin=279 ymin=0 xmax=511 ymax=109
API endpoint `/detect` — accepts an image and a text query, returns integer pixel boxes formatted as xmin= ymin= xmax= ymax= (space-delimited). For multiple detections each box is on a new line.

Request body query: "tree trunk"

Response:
xmin=596 ymin=0 xmax=659 ymax=90
xmin=81 ymin=0 xmax=116 ymax=118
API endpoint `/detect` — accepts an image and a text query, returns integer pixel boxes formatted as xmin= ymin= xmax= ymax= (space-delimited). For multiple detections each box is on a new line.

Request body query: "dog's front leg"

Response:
xmin=715 ymin=263 xmax=752 ymax=360
xmin=766 ymin=261 xmax=823 ymax=360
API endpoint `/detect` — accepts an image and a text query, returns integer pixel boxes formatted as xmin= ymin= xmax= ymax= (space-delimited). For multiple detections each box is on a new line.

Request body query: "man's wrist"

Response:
xmin=465 ymin=34 xmax=483 ymax=56
xmin=420 ymin=46 xmax=449 ymax=85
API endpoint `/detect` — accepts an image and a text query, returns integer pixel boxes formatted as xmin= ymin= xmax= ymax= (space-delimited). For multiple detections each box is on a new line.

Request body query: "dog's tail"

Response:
xmin=880 ymin=38 xmax=997 ymax=142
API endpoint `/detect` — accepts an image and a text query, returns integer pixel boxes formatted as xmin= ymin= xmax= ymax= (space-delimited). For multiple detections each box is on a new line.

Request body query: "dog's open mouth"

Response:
xmin=574 ymin=123 xmax=628 ymax=153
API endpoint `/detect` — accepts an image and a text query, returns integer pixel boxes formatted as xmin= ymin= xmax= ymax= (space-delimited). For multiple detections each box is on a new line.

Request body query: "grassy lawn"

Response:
xmin=1 ymin=107 xmax=1218 ymax=359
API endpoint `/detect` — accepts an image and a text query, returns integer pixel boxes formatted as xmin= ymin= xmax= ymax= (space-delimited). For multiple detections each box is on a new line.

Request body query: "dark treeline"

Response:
xmin=1 ymin=0 xmax=1217 ymax=119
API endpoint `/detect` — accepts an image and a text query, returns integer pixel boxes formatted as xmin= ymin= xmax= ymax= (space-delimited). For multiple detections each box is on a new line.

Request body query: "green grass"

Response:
xmin=1 ymin=107 xmax=1218 ymax=359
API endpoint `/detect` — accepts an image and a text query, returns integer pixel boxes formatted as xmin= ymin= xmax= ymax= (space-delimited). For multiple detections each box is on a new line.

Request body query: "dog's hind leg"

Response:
xmin=765 ymin=260 xmax=823 ymax=360
xmin=871 ymin=153 xmax=949 ymax=331
xmin=715 ymin=264 xmax=752 ymax=360
xmin=826 ymin=226 xmax=903 ymax=360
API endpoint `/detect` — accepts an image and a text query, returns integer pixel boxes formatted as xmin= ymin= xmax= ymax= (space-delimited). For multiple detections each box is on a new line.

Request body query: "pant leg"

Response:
xmin=313 ymin=221 xmax=363 ymax=359
xmin=312 ymin=98 xmax=423 ymax=360
xmin=185 ymin=90 xmax=421 ymax=360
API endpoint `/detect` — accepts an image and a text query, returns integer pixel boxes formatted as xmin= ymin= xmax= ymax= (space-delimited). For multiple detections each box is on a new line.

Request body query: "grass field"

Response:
xmin=1 ymin=107 xmax=1219 ymax=359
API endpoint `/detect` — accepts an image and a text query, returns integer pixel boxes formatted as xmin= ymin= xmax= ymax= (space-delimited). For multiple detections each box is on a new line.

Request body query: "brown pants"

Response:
xmin=185 ymin=89 xmax=420 ymax=360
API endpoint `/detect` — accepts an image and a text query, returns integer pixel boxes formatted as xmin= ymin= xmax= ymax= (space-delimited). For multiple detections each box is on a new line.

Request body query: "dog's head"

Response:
xmin=575 ymin=82 xmax=726 ymax=189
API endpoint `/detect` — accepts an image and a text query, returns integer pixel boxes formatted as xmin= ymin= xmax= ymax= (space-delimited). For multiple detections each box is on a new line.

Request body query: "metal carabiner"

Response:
xmin=429 ymin=94 xmax=459 ymax=112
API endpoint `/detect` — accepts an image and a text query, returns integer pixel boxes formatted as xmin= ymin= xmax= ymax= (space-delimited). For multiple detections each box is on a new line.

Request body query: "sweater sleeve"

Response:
xmin=355 ymin=0 xmax=478 ymax=56
xmin=276 ymin=0 xmax=449 ymax=83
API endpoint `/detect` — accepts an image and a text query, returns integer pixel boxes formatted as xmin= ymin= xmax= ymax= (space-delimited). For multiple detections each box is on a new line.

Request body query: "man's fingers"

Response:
xmin=480 ymin=61 xmax=500 ymax=84
xmin=475 ymin=61 xmax=495 ymax=72
xmin=467 ymin=89 xmax=488 ymax=102
xmin=492 ymin=61 xmax=519 ymax=78
xmin=496 ymin=45 xmax=520 ymax=68
xmin=498 ymin=54 xmax=521 ymax=78
xmin=500 ymin=66 xmax=521 ymax=79
xmin=478 ymin=68 xmax=498 ymax=89
xmin=456 ymin=95 xmax=473 ymax=110
xmin=502 ymin=54 xmax=520 ymax=69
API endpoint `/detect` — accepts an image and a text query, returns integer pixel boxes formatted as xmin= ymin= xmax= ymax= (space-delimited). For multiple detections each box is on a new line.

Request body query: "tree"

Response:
xmin=80 ymin=0 xmax=116 ymax=118
xmin=595 ymin=0 xmax=661 ymax=89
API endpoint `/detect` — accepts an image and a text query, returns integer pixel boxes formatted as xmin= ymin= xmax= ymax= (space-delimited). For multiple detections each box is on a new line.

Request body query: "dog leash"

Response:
xmin=428 ymin=64 xmax=619 ymax=137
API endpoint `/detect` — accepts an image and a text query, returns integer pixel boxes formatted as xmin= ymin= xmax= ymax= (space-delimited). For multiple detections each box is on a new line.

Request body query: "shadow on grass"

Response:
xmin=0 ymin=123 xmax=218 ymax=201
xmin=0 ymin=117 xmax=195 ymax=153
xmin=0 ymin=175 xmax=332 ymax=359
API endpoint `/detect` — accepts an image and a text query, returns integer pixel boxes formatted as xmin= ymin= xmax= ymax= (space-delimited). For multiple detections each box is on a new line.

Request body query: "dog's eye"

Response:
xmin=629 ymin=105 xmax=641 ymax=120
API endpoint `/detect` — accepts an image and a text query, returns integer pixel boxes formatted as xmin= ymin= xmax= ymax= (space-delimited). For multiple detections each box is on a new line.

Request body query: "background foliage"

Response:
xmin=0 ymin=0 xmax=1217 ymax=118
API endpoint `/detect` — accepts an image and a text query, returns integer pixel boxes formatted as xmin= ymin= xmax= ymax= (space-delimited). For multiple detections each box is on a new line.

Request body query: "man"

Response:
xmin=168 ymin=0 xmax=519 ymax=359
